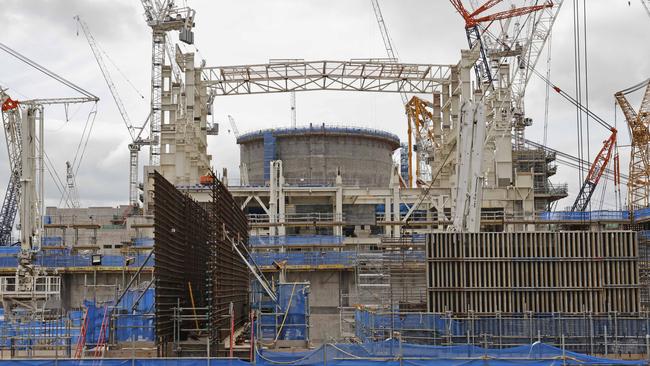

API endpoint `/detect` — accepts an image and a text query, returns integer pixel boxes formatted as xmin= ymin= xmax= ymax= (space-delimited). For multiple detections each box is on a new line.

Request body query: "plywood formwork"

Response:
xmin=426 ymin=232 xmax=640 ymax=314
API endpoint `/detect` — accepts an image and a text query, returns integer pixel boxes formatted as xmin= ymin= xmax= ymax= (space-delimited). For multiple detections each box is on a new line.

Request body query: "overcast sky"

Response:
xmin=0 ymin=0 xmax=649 ymax=211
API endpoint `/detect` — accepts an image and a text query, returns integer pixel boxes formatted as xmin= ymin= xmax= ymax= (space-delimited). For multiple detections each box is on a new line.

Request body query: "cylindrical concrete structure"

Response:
xmin=237 ymin=124 xmax=400 ymax=187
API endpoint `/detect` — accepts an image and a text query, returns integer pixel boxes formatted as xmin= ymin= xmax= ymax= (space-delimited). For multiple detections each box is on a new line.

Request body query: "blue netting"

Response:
xmin=256 ymin=341 xmax=645 ymax=366
xmin=636 ymin=207 xmax=650 ymax=221
xmin=263 ymin=131 xmax=276 ymax=182
xmin=134 ymin=237 xmax=154 ymax=247
xmin=251 ymin=251 xmax=357 ymax=267
xmin=538 ymin=211 xmax=630 ymax=221
xmin=238 ymin=125 xmax=400 ymax=147
xmin=250 ymin=235 xmax=343 ymax=247
xmin=0 ymin=252 xmax=154 ymax=268
xmin=258 ymin=283 xmax=309 ymax=342
xmin=42 ymin=236 xmax=63 ymax=246
xmin=400 ymin=144 xmax=409 ymax=184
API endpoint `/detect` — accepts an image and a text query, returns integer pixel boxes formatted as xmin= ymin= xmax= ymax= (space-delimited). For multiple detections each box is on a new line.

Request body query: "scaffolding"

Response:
xmin=355 ymin=310 xmax=650 ymax=357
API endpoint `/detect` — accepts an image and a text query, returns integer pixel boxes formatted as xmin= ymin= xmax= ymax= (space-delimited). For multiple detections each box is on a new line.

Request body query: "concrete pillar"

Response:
xmin=391 ymin=166 xmax=401 ymax=237
xmin=269 ymin=160 xmax=278 ymax=237
xmin=278 ymin=161 xmax=286 ymax=237
xmin=334 ymin=170 xmax=343 ymax=237
xmin=384 ymin=196 xmax=392 ymax=237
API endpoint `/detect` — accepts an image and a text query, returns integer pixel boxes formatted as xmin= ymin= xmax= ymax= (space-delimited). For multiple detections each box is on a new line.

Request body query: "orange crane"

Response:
xmin=615 ymin=79 xmax=650 ymax=209
xmin=448 ymin=0 xmax=553 ymax=85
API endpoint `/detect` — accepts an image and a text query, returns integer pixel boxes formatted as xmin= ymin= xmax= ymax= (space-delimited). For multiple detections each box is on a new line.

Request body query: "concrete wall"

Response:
xmin=239 ymin=127 xmax=399 ymax=187
xmin=285 ymin=270 xmax=355 ymax=344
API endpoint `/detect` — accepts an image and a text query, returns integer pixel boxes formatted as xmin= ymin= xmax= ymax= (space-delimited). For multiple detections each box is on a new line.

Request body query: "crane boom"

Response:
xmin=75 ymin=16 xmax=135 ymax=141
xmin=370 ymin=0 xmax=408 ymax=105
xmin=0 ymin=93 xmax=22 ymax=246
xmin=75 ymin=15 xmax=148 ymax=207
xmin=615 ymin=79 xmax=650 ymax=209
xmin=571 ymin=129 xmax=618 ymax=212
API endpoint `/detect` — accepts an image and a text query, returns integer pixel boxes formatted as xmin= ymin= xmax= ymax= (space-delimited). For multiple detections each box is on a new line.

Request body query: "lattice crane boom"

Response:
xmin=0 ymin=93 xmax=22 ymax=246
xmin=571 ymin=129 xmax=619 ymax=212
xmin=615 ymin=79 xmax=650 ymax=209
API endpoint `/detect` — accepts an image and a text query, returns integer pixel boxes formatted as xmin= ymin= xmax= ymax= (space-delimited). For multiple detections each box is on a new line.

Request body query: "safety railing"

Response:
xmin=251 ymin=251 xmax=357 ymax=267
xmin=249 ymin=235 xmax=343 ymax=247
xmin=248 ymin=212 xmax=344 ymax=223
xmin=0 ymin=253 xmax=154 ymax=268
xmin=0 ymin=275 xmax=61 ymax=297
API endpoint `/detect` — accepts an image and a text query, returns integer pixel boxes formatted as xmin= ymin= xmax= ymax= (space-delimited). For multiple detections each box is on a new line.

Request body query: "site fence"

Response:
xmin=355 ymin=310 xmax=650 ymax=356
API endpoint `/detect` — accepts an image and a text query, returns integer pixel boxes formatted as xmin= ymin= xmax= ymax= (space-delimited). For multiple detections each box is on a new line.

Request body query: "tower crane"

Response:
xmin=139 ymin=0 xmax=196 ymax=167
xmin=0 ymin=43 xmax=97 ymax=317
xmin=641 ymin=0 xmax=650 ymax=17
xmin=74 ymin=16 xmax=150 ymax=207
xmin=448 ymin=0 xmax=554 ymax=87
xmin=615 ymin=79 xmax=650 ymax=209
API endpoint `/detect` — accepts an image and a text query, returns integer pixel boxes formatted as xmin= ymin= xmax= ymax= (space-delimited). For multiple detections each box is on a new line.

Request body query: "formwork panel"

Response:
xmin=426 ymin=232 xmax=639 ymax=314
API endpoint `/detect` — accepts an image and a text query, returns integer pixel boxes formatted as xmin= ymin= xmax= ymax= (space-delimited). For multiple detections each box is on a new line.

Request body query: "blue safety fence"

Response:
xmin=256 ymin=340 xmax=644 ymax=366
xmin=636 ymin=207 xmax=650 ymax=221
xmin=134 ymin=237 xmax=154 ymax=247
xmin=0 ymin=252 xmax=154 ymax=268
xmin=114 ymin=288 xmax=155 ymax=342
xmin=250 ymin=251 xmax=357 ymax=267
xmin=355 ymin=310 xmax=650 ymax=355
xmin=249 ymin=235 xmax=343 ymax=247
xmin=256 ymin=283 xmax=310 ymax=343
xmin=42 ymin=236 xmax=64 ymax=246
xmin=538 ymin=210 xmax=630 ymax=221
xmin=0 ymin=308 xmax=72 ymax=349
xmin=538 ymin=208 xmax=650 ymax=222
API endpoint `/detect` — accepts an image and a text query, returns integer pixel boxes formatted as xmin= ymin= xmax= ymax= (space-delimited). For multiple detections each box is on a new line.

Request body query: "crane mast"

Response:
xmin=0 ymin=94 xmax=23 ymax=246
xmin=139 ymin=0 xmax=195 ymax=167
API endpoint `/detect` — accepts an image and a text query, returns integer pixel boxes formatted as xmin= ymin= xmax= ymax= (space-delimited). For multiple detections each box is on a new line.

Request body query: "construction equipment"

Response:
xmin=139 ymin=0 xmax=196 ymax=167
xmin=451 ymin=101 xmax=486 ymax=232
xmin=570 ymin=128 xmax=619 ymax=212
xmin=405 ymin=97 xmax=436 ymax=186
xmin=75 ymin=15 xmax=151 ymax=207
xmin=615 ymin=79 xmax=650 ymax=209
xmin=641 ymin=0 xmax=650 ymax=17
xmin=0 ymin=43 xmax=97 ymax=317
xmin=0 ymin=92 xmax=23 ymax=246
xmin=448 ymin=0 xmax=554 ymax=87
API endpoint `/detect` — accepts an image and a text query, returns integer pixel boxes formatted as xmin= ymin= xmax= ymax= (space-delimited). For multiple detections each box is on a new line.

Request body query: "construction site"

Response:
xmin=0 ymin=0 xmax=650 ymax=365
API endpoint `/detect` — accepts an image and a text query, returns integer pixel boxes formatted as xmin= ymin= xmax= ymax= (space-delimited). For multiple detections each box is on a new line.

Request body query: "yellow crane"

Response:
xmin=405 ymin=96 xmax=436 ymax=187
xmin=615 ymin=79 xmax=650 ymax=209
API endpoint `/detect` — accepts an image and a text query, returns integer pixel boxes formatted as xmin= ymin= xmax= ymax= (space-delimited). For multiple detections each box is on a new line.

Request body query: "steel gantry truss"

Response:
xmin=202 ymin=60 xmax=452 ymax=96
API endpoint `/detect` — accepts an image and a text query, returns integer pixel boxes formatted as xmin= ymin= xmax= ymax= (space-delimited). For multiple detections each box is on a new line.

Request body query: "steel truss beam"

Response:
xmin=202 ymin=60 xmax=453 ymax=96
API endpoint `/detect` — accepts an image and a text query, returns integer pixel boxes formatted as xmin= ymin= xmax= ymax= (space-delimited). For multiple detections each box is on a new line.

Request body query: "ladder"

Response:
xmin=74 ymin=308 xmax=89 ymax=358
